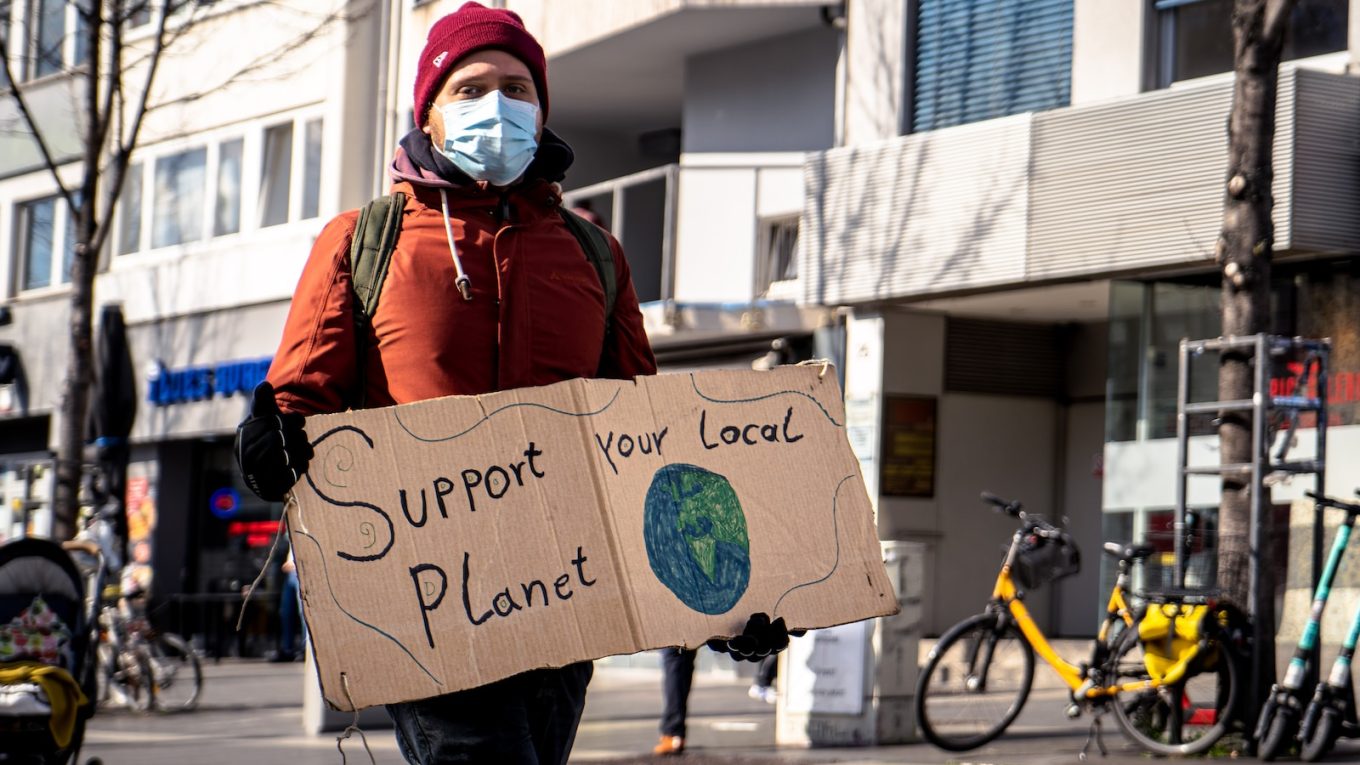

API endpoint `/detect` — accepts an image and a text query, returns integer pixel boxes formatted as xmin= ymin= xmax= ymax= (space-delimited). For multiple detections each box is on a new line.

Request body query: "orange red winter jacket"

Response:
xmin=266 ymin=156 xmax=656 ymax=415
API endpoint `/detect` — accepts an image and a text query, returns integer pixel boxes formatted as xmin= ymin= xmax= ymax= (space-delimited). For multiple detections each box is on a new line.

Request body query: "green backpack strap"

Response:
xmin=557 ymin=207 xmax=617 ymax=337
xmin=347 ymin=191 xmax=406 ymax=408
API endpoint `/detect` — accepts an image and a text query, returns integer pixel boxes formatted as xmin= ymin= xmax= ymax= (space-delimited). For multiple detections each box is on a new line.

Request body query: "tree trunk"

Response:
xmin=52 ymin=2 xmax=105 ymax=541
xmin=1218 ymin=0 xmax=1292 ymax=727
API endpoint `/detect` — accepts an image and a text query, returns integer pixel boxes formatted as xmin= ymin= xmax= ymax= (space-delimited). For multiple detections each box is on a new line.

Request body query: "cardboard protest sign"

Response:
xmin=288 ymin=365 xmax=898 ymax=711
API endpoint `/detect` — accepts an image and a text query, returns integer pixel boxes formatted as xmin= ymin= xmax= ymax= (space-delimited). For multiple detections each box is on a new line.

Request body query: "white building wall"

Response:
xmin=682 ymin=26 xmax=837 ymax=153
xmin=1070 ymin=0 xmax=1147 ymax=104
xmin=840 ymin=0 xmax=907 ymax=144
xmin=847 ymin=310 xmax=1070 ymax=635
xmin=671 ymin=154 xmax=804 ymax=304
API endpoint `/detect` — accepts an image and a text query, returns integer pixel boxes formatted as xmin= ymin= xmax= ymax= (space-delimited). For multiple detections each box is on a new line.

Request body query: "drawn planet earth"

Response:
xmin=643 ymin=463 xmax=750 ymax=614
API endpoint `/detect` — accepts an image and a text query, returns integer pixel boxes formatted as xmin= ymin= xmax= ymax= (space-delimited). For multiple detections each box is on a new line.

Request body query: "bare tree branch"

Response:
xmin=0 ymin=33 xmax=77 ymax=210
xmin=1263 ymin=0 xmax=1294 ymax=45
xmin=89 ymin=0 xmax=175 ymax=258
xmin=144 ymin=3 xmax=367 ymax=111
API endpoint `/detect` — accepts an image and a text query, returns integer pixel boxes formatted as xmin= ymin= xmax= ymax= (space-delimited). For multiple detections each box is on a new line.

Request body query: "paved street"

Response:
xmin=76 ymin=657 xmax=1359 ymax=765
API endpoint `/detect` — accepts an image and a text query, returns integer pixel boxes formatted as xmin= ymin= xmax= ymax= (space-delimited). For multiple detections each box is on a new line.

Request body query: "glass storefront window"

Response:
xmin=1146 ymin=282 xmax=1220 ymax=440
xmin=1106 ymin=282 xmax=1142 ymax=443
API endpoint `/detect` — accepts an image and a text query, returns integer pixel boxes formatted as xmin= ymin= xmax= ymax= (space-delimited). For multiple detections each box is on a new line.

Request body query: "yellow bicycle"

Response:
xmin=915 ymin=493 xmax=1243 ymax=756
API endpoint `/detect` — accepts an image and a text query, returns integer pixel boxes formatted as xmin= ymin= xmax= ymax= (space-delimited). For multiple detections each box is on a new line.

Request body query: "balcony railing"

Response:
xmin=563 ymin=164 xmax=679 ymax=304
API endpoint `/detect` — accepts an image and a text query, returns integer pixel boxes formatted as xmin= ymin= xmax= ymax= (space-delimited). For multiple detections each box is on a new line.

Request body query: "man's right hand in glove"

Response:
xmin=235 ymin=382 xmax=313 ymax=502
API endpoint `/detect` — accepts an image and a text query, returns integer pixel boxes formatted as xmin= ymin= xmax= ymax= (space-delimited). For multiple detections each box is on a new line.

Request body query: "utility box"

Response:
xmin=776 ymin=540 xmax=924 ymax=746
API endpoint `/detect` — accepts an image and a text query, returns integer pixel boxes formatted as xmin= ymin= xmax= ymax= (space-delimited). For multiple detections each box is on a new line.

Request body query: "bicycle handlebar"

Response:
xmin=1304 ymin=490 xmax=1360 ymax=515
xmin=978 ymin=492 xmax=1064 ymax=537
xmin=980 ymin=491 xmax=1022 ymax=516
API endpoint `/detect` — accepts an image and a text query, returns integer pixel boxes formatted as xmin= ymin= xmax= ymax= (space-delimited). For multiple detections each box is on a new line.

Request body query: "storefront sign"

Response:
xmin=289 ymin=366 xmax=899 ymax=710
xmin=880 ymin=396 xmax=937 ymax=498
xmin=147 ymin=357 xmax=271 ymax=407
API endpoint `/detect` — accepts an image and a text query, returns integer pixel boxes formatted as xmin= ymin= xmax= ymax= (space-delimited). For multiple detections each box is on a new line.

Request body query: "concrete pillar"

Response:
xmin=841 ymin=0 xmax=909 ymax=144
xmin=775 ymin=541 xmax=924 ymax=746
xmin=302 ymin=646 xmax=394 ymax=734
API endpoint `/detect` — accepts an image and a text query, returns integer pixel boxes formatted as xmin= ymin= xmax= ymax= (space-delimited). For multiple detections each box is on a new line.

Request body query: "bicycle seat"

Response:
xmin=1102 ymin=542 xmax=1156 ymax=561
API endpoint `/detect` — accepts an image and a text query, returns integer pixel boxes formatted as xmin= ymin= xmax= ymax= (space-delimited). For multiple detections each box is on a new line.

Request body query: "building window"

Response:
xmin=117 ymin=163 xmax=144 ymax=255
xmin=913 ymin=0 xmax=1073 ymax=132
xmin=755 ymin=216 xmax=800 ymax=296
xmin=301 ymin=118 xmax=323 ymax=220
xmin=259 ymin=122 xmax=293 ymax=227
xmin=152 ymin=147 xmax=207 ymax=248
xmin=106 ymin=113 xmax=321 ymax=254
xmin=1 ymin=0 xmax=12 ymax=88
xmin=126 ymin=3 xmax=152 ymax=28
xmin=15 ymin=195 xmax=77 ymax=291
xmin=1155 ymin=0 xmax=1349 ymax=87
xmin=31 ymin=0 xmax=65 ymax=78
xmin=214 ymin=138 xmax=243 ymax=236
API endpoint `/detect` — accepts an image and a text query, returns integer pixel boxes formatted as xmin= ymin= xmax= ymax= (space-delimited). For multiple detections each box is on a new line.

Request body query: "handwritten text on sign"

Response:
xmin=288 ymin=367 xmax=897 ymax=711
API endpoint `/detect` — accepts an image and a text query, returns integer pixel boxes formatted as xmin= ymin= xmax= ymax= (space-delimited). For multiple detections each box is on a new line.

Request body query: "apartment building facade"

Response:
xmin=1 ymin=0 xmax=1357 ymax=645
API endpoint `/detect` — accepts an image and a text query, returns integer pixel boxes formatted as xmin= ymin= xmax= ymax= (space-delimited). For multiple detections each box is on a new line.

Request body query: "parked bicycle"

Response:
xmin=71 ymin=488 xmax=203 ymax=714
xmin=1257 ymin=490 xmax=1360 ymax=761
xmin=99 ymin=585 xmax=204 ymax=712
xmin=915 ymin=493 xmax=1244 ymax=757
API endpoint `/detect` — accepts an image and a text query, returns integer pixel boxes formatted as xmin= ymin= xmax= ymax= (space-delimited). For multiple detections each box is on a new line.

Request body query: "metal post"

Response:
xmin=611 ymin=185 xmax=627 ymax=248
xmin=1250 ymin=333 xmax=1270 ymax=731
xmin=660 ymin=164 xmax=678 ymax=302
xmin=1175 ymin=338 xmax=1190 ymax=588
xmin=1249 ymin=334 xmax=1268 ymax=613
xmin=1309 ymin=342 xmax=1329 ymax=693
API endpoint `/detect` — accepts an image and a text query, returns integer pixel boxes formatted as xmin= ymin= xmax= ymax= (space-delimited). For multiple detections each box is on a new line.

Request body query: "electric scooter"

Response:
xmin=1256 ymin=490 xmax=1360 ymax=760
xmin=1297 ymin=492 xmax=1360 ymax=761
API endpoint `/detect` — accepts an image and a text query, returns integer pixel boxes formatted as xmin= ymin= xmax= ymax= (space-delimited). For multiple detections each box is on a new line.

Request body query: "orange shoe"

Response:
xmin=653 ymin=735 xmax=685 ymax=755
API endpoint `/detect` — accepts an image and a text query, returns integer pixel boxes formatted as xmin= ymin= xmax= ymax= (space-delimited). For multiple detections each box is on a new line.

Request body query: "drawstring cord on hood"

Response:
xmin=438 ymin=189 xmax=474 ymax=301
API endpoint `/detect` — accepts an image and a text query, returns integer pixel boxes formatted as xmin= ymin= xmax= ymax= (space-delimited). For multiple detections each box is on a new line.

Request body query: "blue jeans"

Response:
xmin=279 ymin=570 xmax=301 ymax=656
xmin=387 ymin=661 xmax=593 ymax=764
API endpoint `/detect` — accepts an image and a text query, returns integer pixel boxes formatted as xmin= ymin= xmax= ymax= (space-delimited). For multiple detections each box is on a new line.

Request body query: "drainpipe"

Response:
xmin=826 ymin=2 xmax=849 ymax=147
xmin=374 ymin=0 xmax=403 ymax=198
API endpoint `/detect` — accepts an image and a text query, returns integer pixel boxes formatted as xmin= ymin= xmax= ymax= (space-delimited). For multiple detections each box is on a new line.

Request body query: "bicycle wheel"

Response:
xmin=147 ymin=632 xmax=203 ymax=712
xmin=108 ymin=645 xmax=155 ymax=712
xmin=1300 ymin=705 xmax=1339 ymax=762
xmin=1107 ymin=626 xmax=1237 ymax=756
xmin=1260 ymin=703 xmax=1299 ymax=761
xmin=916 ymin=612 xmax=1035 ymax=751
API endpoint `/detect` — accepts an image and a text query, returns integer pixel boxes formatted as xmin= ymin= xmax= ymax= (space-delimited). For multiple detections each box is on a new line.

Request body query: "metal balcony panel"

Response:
xmin=1026 ymin=73 xmax=1305 ymax=280
xmin=1291 ymin=70 xmax=1360 ymax=252
xmin=800 ymin=115 xmax=1032 ymax=305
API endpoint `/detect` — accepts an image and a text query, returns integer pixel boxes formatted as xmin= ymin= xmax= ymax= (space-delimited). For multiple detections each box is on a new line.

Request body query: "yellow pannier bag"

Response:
xmin=1137 ymin=603 xmax=1208 ymax=685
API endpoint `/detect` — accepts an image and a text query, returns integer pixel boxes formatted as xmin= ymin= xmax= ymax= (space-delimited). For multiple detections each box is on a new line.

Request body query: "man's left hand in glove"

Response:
xmin=706 ymin=613 xmax=803 ymax=662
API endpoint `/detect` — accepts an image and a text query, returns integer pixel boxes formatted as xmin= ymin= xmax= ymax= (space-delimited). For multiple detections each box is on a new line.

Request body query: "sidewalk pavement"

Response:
xmin=80 ymin=659 xmax=1360 ymax=765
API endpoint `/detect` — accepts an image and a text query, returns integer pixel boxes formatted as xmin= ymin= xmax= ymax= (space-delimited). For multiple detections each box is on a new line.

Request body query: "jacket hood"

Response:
xmin=390 ymin=126 xmax=575 ymax=191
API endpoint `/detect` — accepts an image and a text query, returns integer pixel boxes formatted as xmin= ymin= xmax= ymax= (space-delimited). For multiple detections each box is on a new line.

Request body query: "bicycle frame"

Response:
xmin=990 ymin=531 xmax=1149 ymax=701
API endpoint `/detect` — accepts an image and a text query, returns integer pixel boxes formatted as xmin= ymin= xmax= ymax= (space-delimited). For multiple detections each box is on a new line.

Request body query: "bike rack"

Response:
xmin=1174 ymin=334 xmax=1331 ymax=731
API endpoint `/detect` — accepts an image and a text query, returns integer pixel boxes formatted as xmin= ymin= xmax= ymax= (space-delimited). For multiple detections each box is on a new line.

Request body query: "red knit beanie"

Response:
xmin=412 ymin=2 xmax=548 ymax=128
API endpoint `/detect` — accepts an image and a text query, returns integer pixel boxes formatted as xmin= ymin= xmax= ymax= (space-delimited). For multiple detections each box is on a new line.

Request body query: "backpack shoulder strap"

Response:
xmin=557 ymin=207 xmax=616 ymax=332
xmin=347 ymin=191 xmax=406 ymax=408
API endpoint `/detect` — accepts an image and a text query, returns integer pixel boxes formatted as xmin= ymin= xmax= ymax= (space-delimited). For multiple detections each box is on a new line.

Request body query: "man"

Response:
xmin=236 ymin=4 xmax=788 ymax=762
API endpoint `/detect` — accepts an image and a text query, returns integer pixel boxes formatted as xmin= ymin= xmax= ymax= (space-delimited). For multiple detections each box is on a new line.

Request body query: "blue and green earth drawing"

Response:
xmin=643 ymin=464 xmax=750 ymax=614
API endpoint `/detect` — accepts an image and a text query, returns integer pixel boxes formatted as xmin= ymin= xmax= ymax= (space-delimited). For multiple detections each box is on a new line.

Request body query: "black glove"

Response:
xmin=235 ymin=382 xmax=313 ymax=502
xmin=706 ymin=613 xmax=802 ymax=662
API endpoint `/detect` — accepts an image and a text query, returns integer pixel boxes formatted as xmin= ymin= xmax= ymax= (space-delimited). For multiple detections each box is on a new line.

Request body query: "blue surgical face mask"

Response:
xmin=434 ymin=91 xmax=539 ymax=187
